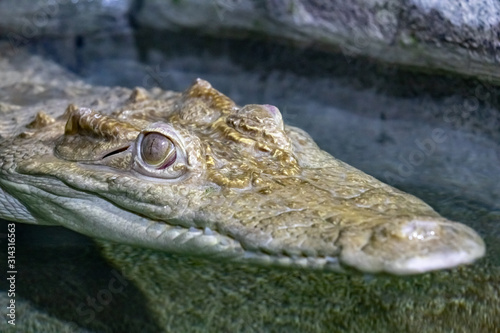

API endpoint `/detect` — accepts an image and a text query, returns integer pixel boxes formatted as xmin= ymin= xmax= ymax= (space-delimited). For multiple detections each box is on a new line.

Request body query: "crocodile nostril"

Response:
xmin=399 ymin=219 xmax=440 ymax=241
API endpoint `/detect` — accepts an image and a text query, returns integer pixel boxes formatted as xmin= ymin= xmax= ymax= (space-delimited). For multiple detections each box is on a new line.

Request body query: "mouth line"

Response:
xmin=142 ymin=220 xmax=345 ymax=271
xmin=9 ymin=172 xmax=485 ymax=276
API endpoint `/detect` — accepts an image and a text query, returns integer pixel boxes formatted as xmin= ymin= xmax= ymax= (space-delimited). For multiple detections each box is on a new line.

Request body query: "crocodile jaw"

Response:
xmin=0 ymin=168 xmax=485 ymax=275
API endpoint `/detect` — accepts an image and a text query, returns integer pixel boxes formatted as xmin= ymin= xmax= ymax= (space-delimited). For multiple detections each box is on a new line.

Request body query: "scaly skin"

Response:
xmin=0 ymin=78 xmax=485 ymax=275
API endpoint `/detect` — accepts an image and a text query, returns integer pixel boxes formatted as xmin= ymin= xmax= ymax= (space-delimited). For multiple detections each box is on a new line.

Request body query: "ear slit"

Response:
xmin=102 ymin=146 xmax=130 ymax=159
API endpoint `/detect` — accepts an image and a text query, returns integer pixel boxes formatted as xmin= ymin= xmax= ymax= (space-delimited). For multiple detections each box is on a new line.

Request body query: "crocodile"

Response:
xmin=0 ymin=77 xmax=485 ymax=275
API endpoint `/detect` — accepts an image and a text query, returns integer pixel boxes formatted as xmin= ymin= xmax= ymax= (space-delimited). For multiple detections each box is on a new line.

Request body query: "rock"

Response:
xmin=1 ymin=0 xmax=499 ymax=82
xmin=0 ymin=0 xmax=132 ymax=40
xmin=134 ymin=0 xmax=500 ymax=83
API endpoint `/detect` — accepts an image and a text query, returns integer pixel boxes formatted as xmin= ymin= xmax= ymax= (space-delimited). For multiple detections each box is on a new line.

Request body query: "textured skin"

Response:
xmin=0 ymin=78 xmax=485 ymax=274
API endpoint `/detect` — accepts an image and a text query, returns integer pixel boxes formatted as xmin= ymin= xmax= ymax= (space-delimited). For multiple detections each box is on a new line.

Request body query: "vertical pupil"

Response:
xmin=141 ymin=133 xmax=175 ymax=166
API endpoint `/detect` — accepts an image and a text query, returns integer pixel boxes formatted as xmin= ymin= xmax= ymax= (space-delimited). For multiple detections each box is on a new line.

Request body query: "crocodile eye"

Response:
xmin=133 ymin=123 xmax=189 ymax=179
xmin=140 ymin=133 xmax=177 ymax=168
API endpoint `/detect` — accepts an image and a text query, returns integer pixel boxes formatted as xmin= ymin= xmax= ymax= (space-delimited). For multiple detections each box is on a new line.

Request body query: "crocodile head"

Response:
xmin=0 ymin=79 xmax=485 ymax=275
